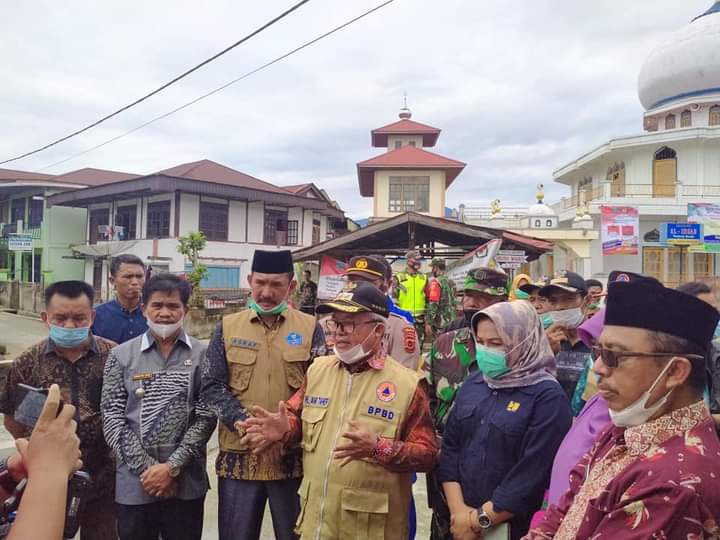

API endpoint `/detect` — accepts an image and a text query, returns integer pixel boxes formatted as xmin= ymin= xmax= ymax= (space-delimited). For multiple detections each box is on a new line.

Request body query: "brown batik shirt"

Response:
xmin=0 ymin=336 xmax=117 ymax=499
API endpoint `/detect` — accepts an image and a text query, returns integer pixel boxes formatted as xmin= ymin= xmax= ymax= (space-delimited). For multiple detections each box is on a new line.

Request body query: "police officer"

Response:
xmin=240 ymin=283 xmax=438 ymax=539
xmin=200 ymin=250 xmax=326 ymax=540
xmin=426 ymin=258 xmax=456 ymax=341
xmin=344 ymin=255 xmax=421 ymax=370
xmin=394 ymin=250 xmax=429 ymax=348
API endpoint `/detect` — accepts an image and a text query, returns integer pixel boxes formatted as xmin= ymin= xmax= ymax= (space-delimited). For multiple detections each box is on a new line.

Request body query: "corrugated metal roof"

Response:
xmin=51 ymin=167 xmax=139 ymax=186
xmin=0 ymin=168 xmax=55 ymax=181
xmin=157 ymin=159 xmax=289 ymax=194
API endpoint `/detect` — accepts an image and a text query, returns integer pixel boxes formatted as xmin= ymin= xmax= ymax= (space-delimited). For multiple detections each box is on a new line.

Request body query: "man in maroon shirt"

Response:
xmin=525 ymin=279 xmax=720 ymax=539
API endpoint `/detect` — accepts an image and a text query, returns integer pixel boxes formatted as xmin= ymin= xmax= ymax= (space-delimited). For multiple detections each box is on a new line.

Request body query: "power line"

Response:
xmin=36 ymin=0 xmax=396 ymax=172
xmin=0 ymin=0 xmax=312 ymax=166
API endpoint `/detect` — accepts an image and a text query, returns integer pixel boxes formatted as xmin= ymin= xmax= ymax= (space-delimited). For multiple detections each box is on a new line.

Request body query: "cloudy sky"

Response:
xmin=0 ymin=0 xmax=712 ymax=218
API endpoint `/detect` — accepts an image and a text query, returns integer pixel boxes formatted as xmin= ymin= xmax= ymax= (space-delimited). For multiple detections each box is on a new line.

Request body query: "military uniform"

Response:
xmin=426 ymin=326 xmax=477 ymax=540
xmin=427 ymin=260 xmax=456 ymax=339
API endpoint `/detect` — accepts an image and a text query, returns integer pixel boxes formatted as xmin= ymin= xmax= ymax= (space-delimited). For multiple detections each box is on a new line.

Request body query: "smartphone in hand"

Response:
xmin=14 ymin=384 xmax=64 ymax=429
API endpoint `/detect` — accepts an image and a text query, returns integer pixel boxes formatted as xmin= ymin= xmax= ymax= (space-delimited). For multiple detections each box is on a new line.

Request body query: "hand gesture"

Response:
xmin=545 ymin=324 xmax=568 ymax=354
xmin=140 ymin=463 xmax=176 ymax=498
xmin=241 ymin=401 xmax=291 ymax=454
xmin=333 ymin=421 xmax=379 ymax=467
xmin=450 ymin=506 xmax=482 ymax=540
xmin=18 ymin=384 xmax=82 ymax=480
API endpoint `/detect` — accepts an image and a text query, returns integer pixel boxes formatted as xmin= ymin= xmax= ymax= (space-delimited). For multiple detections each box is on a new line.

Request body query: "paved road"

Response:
xmin=0 ymin=312 xmax=432 ymax=538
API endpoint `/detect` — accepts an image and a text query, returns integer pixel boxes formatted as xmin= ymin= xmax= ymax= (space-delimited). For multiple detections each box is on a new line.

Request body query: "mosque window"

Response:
xmin=710 ymin=105 xmax=720 ymax=126
xmin=644 ymin=229 xmax=661 ymax=243
xmin=610 ymin=162 xmax=626 ymax=197
xmin=665 ymin=114 xmax=676 ymax=130
xmin=681 ymin=110 xmax=692 ymax=127
xmin=653 ymin=146 xmax=677 ymax=197
xmin=394 ymin=140 xmax=402 ymax=149
xmin=644 ymin=116 xmax=658 ymax=132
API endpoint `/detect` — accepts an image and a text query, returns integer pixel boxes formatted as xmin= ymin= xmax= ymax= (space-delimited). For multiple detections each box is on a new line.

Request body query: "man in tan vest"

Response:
xmin=241 ymin=283 xmax=438 ymax=539
xmin=200 ymin=250 xmax=326 ymax=540
xmin=344 ymin=254 xmax=421 ymax=370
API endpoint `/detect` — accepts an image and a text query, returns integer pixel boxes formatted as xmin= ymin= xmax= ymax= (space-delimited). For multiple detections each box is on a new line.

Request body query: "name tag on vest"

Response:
xmin=230 ymin=338 xmax=259 ymax=350
xmin=304 ymin=395 xmax=330 ymax=408
xmin=362 ymin=405 xmax=396 ymax=422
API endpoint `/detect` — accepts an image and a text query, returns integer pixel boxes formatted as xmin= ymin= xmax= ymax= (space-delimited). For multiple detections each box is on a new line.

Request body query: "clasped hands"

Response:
xmin=239 ymin=401 xmax=381 ymax=466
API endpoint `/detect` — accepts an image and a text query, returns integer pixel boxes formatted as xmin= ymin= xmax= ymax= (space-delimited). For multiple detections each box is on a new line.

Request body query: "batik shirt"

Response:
xmin=524 ymin=400 xmax=720 ymax=540
xmin=0 ymin=336 xmax=116 ymax=499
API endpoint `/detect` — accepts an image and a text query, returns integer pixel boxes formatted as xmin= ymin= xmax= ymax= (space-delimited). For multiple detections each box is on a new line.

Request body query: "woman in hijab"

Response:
xmin=438 ymin=301 xmax=572 ymax=540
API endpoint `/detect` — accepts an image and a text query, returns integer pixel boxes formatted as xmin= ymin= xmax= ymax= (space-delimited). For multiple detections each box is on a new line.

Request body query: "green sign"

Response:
xmin=8 ymin=234 xmax=33 ymax=251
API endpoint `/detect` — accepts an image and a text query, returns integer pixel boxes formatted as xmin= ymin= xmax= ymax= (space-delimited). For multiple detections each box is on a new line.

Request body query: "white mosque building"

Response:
xmin=543 ymin=0 xmax=720 ymax=286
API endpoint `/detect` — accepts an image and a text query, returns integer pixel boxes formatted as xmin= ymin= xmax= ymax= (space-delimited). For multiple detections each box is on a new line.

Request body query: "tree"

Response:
xmin=177 ymin=231 xmax=209 ymax=306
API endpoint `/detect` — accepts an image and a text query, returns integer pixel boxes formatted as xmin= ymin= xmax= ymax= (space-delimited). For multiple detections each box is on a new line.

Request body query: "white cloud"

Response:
xmin=0 ymin=0 xmax=712 ymax=218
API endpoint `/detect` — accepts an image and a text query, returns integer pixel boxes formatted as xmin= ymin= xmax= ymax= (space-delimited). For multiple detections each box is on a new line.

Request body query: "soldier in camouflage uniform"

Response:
xmin=426 ymin=258 xmax=457 ymax=342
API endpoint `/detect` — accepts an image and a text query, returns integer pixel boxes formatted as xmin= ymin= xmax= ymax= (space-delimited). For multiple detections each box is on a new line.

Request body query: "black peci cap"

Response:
xmin=251 ymin=250 xmax=294 ymax=274
xmin=605 ymin=280 xmax=719 ymax=351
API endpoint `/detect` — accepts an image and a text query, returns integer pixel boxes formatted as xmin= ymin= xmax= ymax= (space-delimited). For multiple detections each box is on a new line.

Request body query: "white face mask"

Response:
xmin=336 ymin=323 xmax=381 ymax=365
xmin=548 ymin=307 xmax=585 ymax=329
xmin=148 ymin=317 xmax=184 ymax=340
xmin=609 ymin=359 xmax=676 ymax=428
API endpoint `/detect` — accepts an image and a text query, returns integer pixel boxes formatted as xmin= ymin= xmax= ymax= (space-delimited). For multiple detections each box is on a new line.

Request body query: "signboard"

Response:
xmin=662 ymin=223 xmax=703 ymax=245
xmin=8 ymin=234 xmax=33 ymax=252
xmin=688 ymin=203 xmax=720 ymax=252
xmin=446 ymin=238 xmax=503 ymax=289
xmin=601 ymin=206 xmax=639 ymax=255
xmin=317 ymin=256 xmax=347 ymax=300
xmin=496 ymin=250 xmax=527 ymax=270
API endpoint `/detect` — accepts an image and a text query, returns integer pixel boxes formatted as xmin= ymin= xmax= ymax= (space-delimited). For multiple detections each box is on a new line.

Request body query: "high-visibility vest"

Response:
xmin=396 ymin=272 xmax=427 ymax=317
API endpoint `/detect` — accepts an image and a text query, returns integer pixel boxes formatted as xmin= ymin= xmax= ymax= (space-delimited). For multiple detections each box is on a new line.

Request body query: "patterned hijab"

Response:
xmin=472 ymin=300 xmax=557 ymax=389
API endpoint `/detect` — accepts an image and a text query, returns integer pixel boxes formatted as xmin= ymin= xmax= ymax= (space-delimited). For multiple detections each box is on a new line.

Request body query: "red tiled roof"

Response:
xmin=51 ymin=167 xmax=139 ymax=186
xmin=371 ymin=119 xmax=441 ymax=147
xmin=157 ymin=159 xmax=289 ymax=194
xmin=0 ymin=168 xmax=55 ymax=182
xmin=357 ymin=146 xmax=465 ymax=197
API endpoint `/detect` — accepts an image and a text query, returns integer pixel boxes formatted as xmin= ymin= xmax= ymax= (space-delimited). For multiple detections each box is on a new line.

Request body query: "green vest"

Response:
xmin=296 ymin=355 xmax=420 ymax=539
xmin=397 ymin=272 xmax=427 ymax=317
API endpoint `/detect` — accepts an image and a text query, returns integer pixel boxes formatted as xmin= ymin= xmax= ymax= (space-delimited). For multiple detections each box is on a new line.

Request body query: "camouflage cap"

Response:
xmin=430 ymin=257 xmax=446 ymax=269
xmin=406 ymin=250 xmax=421 ymax=261
xmin=463 ymin=267 xmax=508 ymax=296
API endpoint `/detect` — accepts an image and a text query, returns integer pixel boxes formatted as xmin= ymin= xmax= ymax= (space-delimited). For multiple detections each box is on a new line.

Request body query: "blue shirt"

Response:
xmin=437 ymin=371 xmax=572 ymax=540
xmin=92 ymin=299 xmax=148 ymax=345
xmin=387 ymin=296 xmax=414 ymax=324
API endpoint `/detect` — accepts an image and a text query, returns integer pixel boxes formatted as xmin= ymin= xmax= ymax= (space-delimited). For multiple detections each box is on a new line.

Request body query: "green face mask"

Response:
xmin=540 ymin=313 xmax=553 ymax=329
xmin=515 ymin=289 xmax=530 ymax=300
xmin=475 ymin=344 xmax=511 ymax=379
xmin=248 ymin=300 xmax=288 ymax=316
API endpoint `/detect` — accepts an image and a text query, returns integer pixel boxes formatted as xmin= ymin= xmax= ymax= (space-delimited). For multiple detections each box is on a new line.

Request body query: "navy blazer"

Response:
xmin=438 ymin=370 xmax=572 ymax=539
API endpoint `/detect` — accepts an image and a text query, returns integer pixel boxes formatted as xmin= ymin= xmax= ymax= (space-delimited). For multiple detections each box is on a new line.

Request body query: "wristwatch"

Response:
xmin=168 ymin=463 xmax=181 ymax=478
xmin=475 ymin=509 xmax=493 ymax=530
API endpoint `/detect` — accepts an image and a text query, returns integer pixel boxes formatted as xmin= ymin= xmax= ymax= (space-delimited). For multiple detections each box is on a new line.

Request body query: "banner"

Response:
xmin=446 ymin=238 xmax=503 ymax=289
xmin=688 ymin=203 xmax=720 ymax=253
xmin=601 ymin=206 xmax=639 ymax=255
xmin=317 ymin=256 xmax=347 ymax=300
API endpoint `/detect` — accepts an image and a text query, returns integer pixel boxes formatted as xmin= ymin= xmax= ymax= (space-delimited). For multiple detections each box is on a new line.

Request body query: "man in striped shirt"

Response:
xmin=102 ymin=273 xmax=216 ymax=540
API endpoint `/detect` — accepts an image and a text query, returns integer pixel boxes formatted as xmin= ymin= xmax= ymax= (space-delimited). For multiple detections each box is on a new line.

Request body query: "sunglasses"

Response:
xmin=590 ymin=346 xmax=704 ymax=368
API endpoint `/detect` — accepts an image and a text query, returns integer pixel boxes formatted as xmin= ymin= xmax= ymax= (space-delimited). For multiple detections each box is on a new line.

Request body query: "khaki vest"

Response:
xmin=219 ymin=308 xmax=316 ymax=460
xmin=296 ymin=355 xmax=420 ymax=540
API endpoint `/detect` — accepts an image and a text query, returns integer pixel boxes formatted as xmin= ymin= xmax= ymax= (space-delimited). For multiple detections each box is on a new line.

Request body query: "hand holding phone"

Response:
xmin=14 ymin=384 xmax=64 ymax=430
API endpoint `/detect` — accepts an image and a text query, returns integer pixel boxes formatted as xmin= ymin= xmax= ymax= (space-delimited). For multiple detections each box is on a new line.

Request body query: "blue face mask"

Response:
xmin=49 ymin=325 xmax=90 ymax=348
xmin=475 ymin=344 xmax=511 ymax=379
xmin=540 ymin=313 xmax=553 ymax=329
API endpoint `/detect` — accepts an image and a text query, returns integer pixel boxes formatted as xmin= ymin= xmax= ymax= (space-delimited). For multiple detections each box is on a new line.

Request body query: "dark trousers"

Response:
xmin=116 ymin=496 xmax=205 ymax=540
xmin=81 ymin=492 xmax=117 ymax=540
xmin=218 ymin=477 xmax=301 ymax=540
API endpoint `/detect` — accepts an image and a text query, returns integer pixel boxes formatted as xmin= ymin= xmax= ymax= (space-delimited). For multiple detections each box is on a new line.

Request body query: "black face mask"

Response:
xmin=463 ymin=309 xmax=480 ymax=324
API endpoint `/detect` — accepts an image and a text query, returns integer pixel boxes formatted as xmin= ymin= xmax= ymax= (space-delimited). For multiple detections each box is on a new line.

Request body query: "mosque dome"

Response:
xmin=527 ymin=202 xmax=556 ymax=216
xmin=638 ymin=1 xmax=720 ymax=111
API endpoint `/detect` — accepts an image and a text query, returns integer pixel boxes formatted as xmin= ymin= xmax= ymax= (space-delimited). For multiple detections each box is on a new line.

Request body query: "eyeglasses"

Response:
xmin=325 ymin=319 xmax=380 ymax=334
xmin=590 ymin=346 xmax=704 ymax=368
